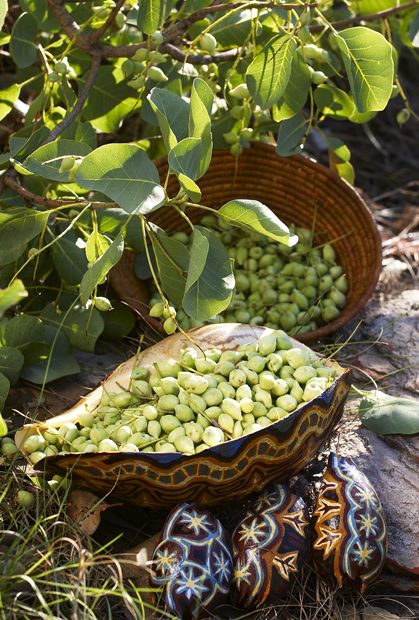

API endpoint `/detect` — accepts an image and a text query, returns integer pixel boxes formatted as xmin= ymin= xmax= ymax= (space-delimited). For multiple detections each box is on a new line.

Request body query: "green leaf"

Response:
xmin=359 ymin=390 xmax=419 ymax=435
xmin=101 ymin=302 xmax=135 ymax=341
xmin=0 ymin=372 xmax=10 ymax=412
xmin=0 ymin=0 xmax=7 ymax=31
xmin=183 ymin=227 xmax=235 ymax=321
xmin=211 ymin=8 xmax=255 ymax=46
xmin=150 ymin=231 xmax=188 ymax=306
xmin=218 ymin=199 xmax=297 ymax=246
xmin=41 ymin=303 xmax=104 ymax=353
xmin=246 ymin=35 xmax=297 ymax=109
xmin=348 ymin=0 xmax=398 ymax=14
xmin=10 ymin=12 xmax=38 ymax=68
xmin=178 ymin=174 xmax=202 ymax=202
xmin=147 ymin=88 xmax=189 ymax=150
xmin=79 ymin=234 xmax=124 ymax=305
xmin=335 ymin=27 xmax=394 ymax=113
xmin=97 ymin=208 xmax=144 ymax=253
xmin=409 ymin=9 xmax=419 ymax=47
xmin=0 ymin=243 xmax=27 ymax=266
xmin=314 ymin=84 xmax=355 ymax=119
xmin=0 ymin=207 xmax=48 ymax=250
xmin=272 ymin=53 xmax=311 ymax=122
xmin=52 ymin=233 xmax=88 ymax=285
xmin=137 ymin=0 xmax=163 ymax=34
xmin=61 ymin=121 xmax=97 ymax=150
xmin=9 ymin=125 xmax=50 ymax=159
xmin=335 ymin=162 xmax=355 ymax=184
xmin=168 ymin=137 xmax=207 ymax=181
xmin=85 ymin=230 xmax=110 ymax=262
xmin=0 ymin=346 xmax=24 ymax=384
xmin=20 ymin=325 xmax=80 ymax=384
xmin=188 ymin=78 xmax=213 ymax=176
xmin=75 ymin=144 xmax=166 ymax=215
xmin=82 ymin=65 xmax=141 ymax=133
xmin=276 ymin=112 xmax=307 ymax=157
xmin=2 ymin=315 xmax=44 ymax=360
xmin=24 ymin=139 xmax=92 ymax=182
xmin=0 ymin=84 xmax=21 ymax=122
xmin=0 ymin=280 xmax=28 ymax=319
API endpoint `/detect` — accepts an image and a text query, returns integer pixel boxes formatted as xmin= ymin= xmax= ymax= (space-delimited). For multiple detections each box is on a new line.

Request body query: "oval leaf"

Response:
xmin=0 ymin=84 xmax=21 ymax=122
xmin=147 ymin=88 xmax=189 ymax=150
xmin=359 ymin=390 xmax=419 ymax=435
xmin=0 ymin=346 xmax=24 ymax=384
xmin=182 ymin=227 xmax=235 ymax=321
xmin=218 ymin=199 xmax=297 ymax=246
xmin=276 ymin=112 xmax=307 ymax=157
xmin=336 ymin=27 xmax=394 ymax=113
xmin=10 ymin=12 xmax=38 ymax=68
xmin=80 ymin=234 xmax=124 ymax=305
xmin=0 ymin=207 xmax=48 ymax=250
xmin=0 ymin=280 xmax=28 ymax=319
xmin=75 ymin=144 xmax=165 ymax=215
xmin=0 ymin=372 xmax=10 ymax=412
xmin=246 ymin=35 xmax=297 ymax=109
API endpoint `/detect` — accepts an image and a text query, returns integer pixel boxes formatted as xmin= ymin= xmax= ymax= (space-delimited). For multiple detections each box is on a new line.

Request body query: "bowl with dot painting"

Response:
xmin=15 ymin=324 xmax=351 ymax=509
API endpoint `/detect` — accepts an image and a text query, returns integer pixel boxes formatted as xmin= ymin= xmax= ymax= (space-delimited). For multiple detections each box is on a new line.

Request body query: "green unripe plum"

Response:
xmin=202 ymin=426 xmax=225 ymax=447
xmin=217 ymin=382 xmax=235 ymax=400
xmin=175 ymin=404 xmax=195 ymax=422
xmin=243 ymin=423 xmax=262 ymax=435
xmin=98 ymin=439 xmax=118 ymax=452
xmin=202 ymin=388 xmax=223 ymax=407
xmin=203 ymin=374 xmax=218 ymax=389
xmin=1 ymin=439 xmax=18 ymax=457
xmin=236 ymin=310 xmax=251 ymax=323
xmin=109 ymin=391 xmax=133 ymax=408
xmin=259 ymin=372 xmax=276 ymax=391
xmin=128 ymin=75 xmax=146 ymax=89
xmin=143 ymin=405 xmax=158 ymax=420
xmin=158 ymin=395 xmax=179 ymax=411
xmin=242 ymin=413 xmax=255 ymax=426
xmin=214 ymin=360 xmax=235 ymax=377
xmin=222 ymin=398 xmax=242 ymax=420
xmin=131 ymin=432 xmax=152 ymax=447
xmin=241 ymin=366 xmax=259 ymax=385
xmin=319 ymin=275 xmax=334 ymax=293
xmin=142 ymin=446 xmax=155 ymax=453
xmin=233 ymin=420 xmax=243 ymax=438
xmin=290 ymin=382 xmax=304 ymax=403
xmin=122 ymin=59 xmax=135 ymax=78
xmin=311 ymin=70 xmax=328 ymax=85
xmin=276 ymin=394 xmax=298 ymax=412
xmin=90 ymin=427 xmax=108 ymax=444
xmin=160 ymin=377 xmax=180 ymax=396
xmin=262 ymin=288 xmax=277 ymax=304
xmin=230 ymin=105 xmax=244 ymax=119
xmin=258 ymin=334 xmax=277 ymax=356
xmin=150 ymin=30 xmax=164 ymax=45
xmin=185 ymin=374 xmax=209 ymax=395
xmin=257 ymin=416 xmax=271 ymax=428
xmin=322 ymin=305 xmax=340 ymax=322
xmin=301 ymin=285 xmax=317 ymax=300
xmin=44 ymin=428 xmax=60 ymax=444
xmin=77 ymin=411 xmax=95 ymax=428
xmin=303 ymin=382 xmax=324 ymax=401
xmin=292 ymin=290 xmax=309 ymax=310
xmin=195 ymin=443 xmax=208 ymax=453
xmin=115 ymin=426 xmax=132 ymax=444
xmin=195 ymin=358 xmax=216 ymax=374
xmin=16 ymin=490 xmax=35 ymax=508
xmin=236 ymin=384 xmax=252 ymax=400
xmin=148 ymin=420 xmax=162 ymax=438
xmin=247 ymin=356 xmax=266 ymax=373
xmin=229 ymin=368 xmax=247 ymax=388
xmin=133 ymin=417 xmax=148 ymax=433
xmin=163 ymin=317 xmax=177 ymax=334
xmin=293 ymin=365 xmax=317 ymax=384
xmin=171 ymin=231 xmax=189 ymax=244
xmin=274 ymin=331 xmax=293 ymax=350
xmin=159 ymin=414 xmax=181 ymax=434
xmin=205 ymin=406 xmax=222 ymax=420
xmin=185 ymin=421 xmax=203 ymax=443
xmin=285 ymin=348 xmax=309 ymax=369
xmin=329 ymin=288 xmax=346 ymax=308
xmin=271 ymin=379 xmax=289 ymax=397
xmin=397 ymin=108 xmax=410 ymax=125
xmin=252 ymin=402 xmax=267 ymax=418
xmin=317 ymin=367 xmax=335 ymax=379
xmin=189 ymin=394 xmax=207 ymax=414
xmin=29 ymin=451 xmax=46 ymax=464
xmin=174 ymin=436 xmax=195 ymax=454
xmin=199 ymin=32 xmax=217 ymax=54
xmin=279 ymin=366 xmax=294 ymax=380
xmin=149 ymin=302 xmax=165 ymax=317
xmin=223 ymin=131 xmax=240 ymax=145
xmin=168 ymin=427 xmax=186 ymax=443
xmin=335 ymin=274 xmax=348 ymax=293
xmin=267 ymin=407 xmax=289 ymax=421
xmin=218 ymin=413 xmax=234 ymax=434
xmin=229 ymin=83 xmax=249 ymax=99
xmin=155 ymin=359 xmax=181 ymax=378
xmin=240 ymin=397 xmax=254 ymax=413
xmin=255 ymin=389 xmax=272 ymax=409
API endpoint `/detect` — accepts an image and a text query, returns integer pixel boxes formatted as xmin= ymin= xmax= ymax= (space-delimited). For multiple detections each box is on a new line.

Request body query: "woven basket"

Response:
xmin=110 ymin=142 xmax=382 ymax=343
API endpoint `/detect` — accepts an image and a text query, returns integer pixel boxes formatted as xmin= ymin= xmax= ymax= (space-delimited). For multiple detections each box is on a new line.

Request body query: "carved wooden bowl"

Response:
xmin=16 ymin=324 xmax=351 ymax=509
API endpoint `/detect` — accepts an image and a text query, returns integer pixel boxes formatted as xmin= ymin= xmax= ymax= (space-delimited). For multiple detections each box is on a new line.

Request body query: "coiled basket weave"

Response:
xmin=110 ymin=142 xmax=382 ymax=343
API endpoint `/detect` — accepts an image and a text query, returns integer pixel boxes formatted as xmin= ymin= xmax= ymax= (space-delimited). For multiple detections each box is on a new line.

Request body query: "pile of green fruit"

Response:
xmin=20 ymin=331 xmax=337 ymax=462
xmin=148 ymin=216 xmax=348 ymax=335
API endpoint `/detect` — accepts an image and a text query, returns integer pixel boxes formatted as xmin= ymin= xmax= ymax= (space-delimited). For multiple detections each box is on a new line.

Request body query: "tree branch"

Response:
xmin=161 ymin=42 xmax=239 ymax=64
xmin=89 ymin=0 xmax=125 ymax=45
xmin=44 ymin=53 xmax=102 ymax=144
xmin=310 ymin=0 xmax=419 ymax=32
xmin=2 ymin=176 xmax=116 ymax=209
xmin=47 ymin=0 xmax=92 ymax=51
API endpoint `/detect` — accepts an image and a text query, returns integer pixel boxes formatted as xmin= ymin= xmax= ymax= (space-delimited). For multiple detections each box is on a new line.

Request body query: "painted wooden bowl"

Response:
xmin=15 ymin=324 xmax=351 ymax=509
xmin=150 ymin=503 xmax=233 ymax=619
xmin=232 ymin=483 xmax=310 ymax=608
xmin=312 ymin=453 xmax=387 ymax=592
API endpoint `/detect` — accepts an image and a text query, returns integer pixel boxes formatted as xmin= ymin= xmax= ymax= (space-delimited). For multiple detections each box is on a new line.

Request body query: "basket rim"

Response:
xmin=110 ymin=143 xmax=382 ymax=343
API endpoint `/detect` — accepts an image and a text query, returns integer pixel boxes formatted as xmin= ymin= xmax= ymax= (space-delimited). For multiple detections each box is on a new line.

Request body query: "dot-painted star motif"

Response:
xmin=175 ymin=566 xmax=208 ymax=601
xmin=234 ymin=561 xmax=252 ymax=588
xmin=355 ymin=487 xmax=377 ymax=509
xmin=213 ymin=551 xmax=230 ymax=584
xmin=352 ymin=541 xmax=374 ymax=567
xmin=238 ymin=517 xmax=267 ymax=546
xmin=357 ymin=512 xmax=378 ymax=538
xmin=154 ymin=547 xmax=178 ymax=574
xmin=179 ymin=509 xmax=209 ymax=535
